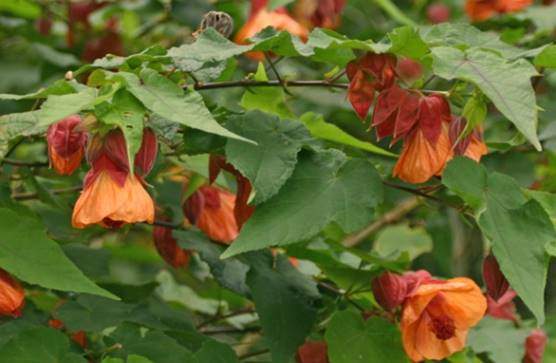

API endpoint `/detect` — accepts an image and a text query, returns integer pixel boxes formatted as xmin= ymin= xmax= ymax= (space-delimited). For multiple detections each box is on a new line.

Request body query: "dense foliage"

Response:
xmin=1 ymin=0 xmax=556 ymax=362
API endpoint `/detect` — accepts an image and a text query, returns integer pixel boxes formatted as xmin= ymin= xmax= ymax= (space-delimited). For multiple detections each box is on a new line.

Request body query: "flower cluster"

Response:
xmin=346 ymin=53 xmax=488 ymax=184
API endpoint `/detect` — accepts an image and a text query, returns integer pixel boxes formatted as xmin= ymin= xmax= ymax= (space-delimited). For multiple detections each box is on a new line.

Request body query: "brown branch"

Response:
xmin=342 ymin=196 xmax=421 ymax=247
xmin=239 ymin=348 xmax=270 ymax=360
xmin=192 ymin=79 xmax=349 ymax=91
xmin=200 ymin=326 xmax=261 ymax=335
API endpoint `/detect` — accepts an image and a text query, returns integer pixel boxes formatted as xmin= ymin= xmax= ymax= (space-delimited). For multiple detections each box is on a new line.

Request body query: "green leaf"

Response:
xmin=128 ymin=356 xmax=154 ymax=363
xmin=221 ymin=150 xmax=383 ymax=258
xmin=534 ymin=45 xmax=556 ymax=68
xmin=372 ymin=0 xmax=416 ymax=26
xmin=0 ymin=0 xmax=40 ymax=19
xmin=325 ymin=310 xmax=407 ymax=363
xmin=0 ymin=327 xmax=87 ymax=363
xmin=442 ymin=157 xmax=488 ymax=209
xmin=35 ymin=87 xmax=97 ymax=128
xmin=174 ymin=230 xmax=250 ymax=296
xmin=251 ymin=28 xmax=314 ymax=57
xmin=431 ymin=47 xmax=540 ymax=150
xmin=373 ymin=224 xmax=433 ymax=260
xmin=0 ymin=80 xmax=75 ymax=100
xmin=116 ymin=69 xmax=251 ymax=143
xmin=240 ymin=63 xmax=293 ymax=118
xmin=0 ymin=111 xmax=43 ymax=160
xmin=32 ymin=43 xmax=80 ymax=68
xmin=300 ymin=112 xmax=395 ymax=157
xmin=479 ymin=198 xmax=553 ymax=324
xmin=420 ymin=23 xmax=524 ymax=58
xmin=516 ymin=6 xmax=556 ymax=33
xmin=467 ymin=317 xmax=529 ymax=363
xmin=0 ymin=208 xmax=117 ymax=300
xmin=106 ymin=323 xmax=194 ymax=363
xmin=225 ymin=110 xmax=311 ymax=204
xmin=387 ymin=26 xmax=428 ymax=59
xmin=168 ymin=28 xmax=251 ymax=73
xmin=245 ymin=252 xmax=319 ymax=363
xmin=193 ymin=340 xmax=240 ymax=363
xmin=98 ymin=89 xmax=146 ymax=171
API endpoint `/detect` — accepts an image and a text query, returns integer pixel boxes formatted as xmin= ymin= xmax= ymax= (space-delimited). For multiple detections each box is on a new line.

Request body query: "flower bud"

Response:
xmin=135 ymin=128 xmax=158 ymax=177
xmin=296 ymin=341 xmax=329 ymax=363
xmin=396 ymin=58 xmax=423 ymax=84
xmin=483 ymin=254 xmax=509 ymax=301
xmin=153 ymin=225 xmax=190 ymax=269
xmin=524 ymin=329 xmax=547 ymax=363
xmin=371 ymin=272 xmax=408 ymax=311
xmin=46 ymin=115 xmax=87 ymax=175
xmin=0 ymin=269 xmax=25 ymax=317
xmin=427 ymin=3 xmax=451 ymax=24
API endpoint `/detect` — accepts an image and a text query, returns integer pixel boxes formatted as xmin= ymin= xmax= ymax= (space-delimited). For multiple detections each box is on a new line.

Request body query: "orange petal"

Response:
xmin=393 ymin=125 xmax=452 ymax=184
xmin=49 ymin=146 xmax=84 ymax=175
xmin=413 ymin=312 xmax=467 ymax=361
xmin=464 ymin=135 xmax=488 ymax=162
xmin=196 ymin=188 xmax=239 ymax=244
xmin=0 ymin=270 xmax=25 ymax=317
xmin=465 ymin=0 xmax=497 ymax=21
xmin=72 ymin=172 xmax=154 ymax=228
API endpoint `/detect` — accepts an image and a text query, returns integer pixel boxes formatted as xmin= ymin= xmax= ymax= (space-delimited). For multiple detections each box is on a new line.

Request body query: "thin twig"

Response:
xmin=2 ymin=158 xmax=49 ymax=167
xmin=197 ymin=307 xmax=255 ymax=329
xmin=192 ymin=79 xmax=349 ymax=91
xmin=264 ymin=52 xmax=292 ymax=95
xmin=342 ymin=196 xmax=421 ymax=247
xmin=12 ymin=185 xmax=82 ymax=201
xmin=201 ymin=326 xmax=261 ymax=335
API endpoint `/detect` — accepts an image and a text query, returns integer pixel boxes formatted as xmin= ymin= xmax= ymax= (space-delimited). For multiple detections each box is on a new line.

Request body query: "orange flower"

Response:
xmin=46 ymin=115 xmax=87 ymax=175
xmin=0 ymin=269 xmax=25 ymax=317
xmin=235 ymin=2 xmax=309 ymax=60
xmin=72 ymin=129 xmax=155 ymax=228
xmin=153 ymin=224 xmax=190 ymax=268
xmin=465 ymin=0 xmax=532 ymax=21
xmin=401 ymin=277 xmax=486 ymax=362
xmin=183 ymin=185 xmax=239 ymax=244
xmin=293 ymin=0 xmax=346 ymax=30
xmin=393 ymin=121 xmax=453 ymax=184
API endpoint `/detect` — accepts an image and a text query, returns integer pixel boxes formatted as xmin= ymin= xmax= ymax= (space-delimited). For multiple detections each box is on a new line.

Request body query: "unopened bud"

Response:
xmin=426 ymin=3 xmax=451 ymax=24
xmin=524 ymin=329 xmax=548 ymax=363
xmin=371 ymin=272 xmax=408 ymax=311
xmin=483 ymin=254 xmax=509 ymax=301
xmin=0 ymin=269 xmax=25 ymax=318
xmin=135 ymin=128 xmax=158 ymax=177
xmin=65 ymin=71 xmax=74 ymax=80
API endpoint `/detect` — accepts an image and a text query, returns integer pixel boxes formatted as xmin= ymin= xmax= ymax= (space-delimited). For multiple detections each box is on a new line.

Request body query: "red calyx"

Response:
xmin=524 ymin=329 xmax=548 ymax=363
xmin=371 ymin=271 xmax=408 ymax=311
xmin=346 ymin=53 xmax=397 ymax=120
xmin=483 ymin=253 xmax=509 ymax=301
xmin=135 ymin=128 xmax=158 ymax=178
xmin=46 ymin=115 xmax=87 ymax=158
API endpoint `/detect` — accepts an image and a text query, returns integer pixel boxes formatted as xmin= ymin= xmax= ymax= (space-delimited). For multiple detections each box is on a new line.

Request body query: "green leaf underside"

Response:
xmin=431 ymin=47 xmax=540 ymax=150
xmin=221 ymin=150 xmax=383 ymax=258
xmin=467 ymin=317 xmax=529 ymax=363
xmin=225 ymin=110 xmax=311 ymax=204
xmin=325 ymin=310 xmax=407 ymax=363
xmin=245 ymin=252 xmax=319 ymax=363
xmin=443 ymin=157 xmax=554 ymax=324
xmin=300 ymin=112 xmax=395 ymax=157
xmin=0 ymin=208 xmax=117 ymax=300
xmin=115 ymin=69 xmax=252 ymax=143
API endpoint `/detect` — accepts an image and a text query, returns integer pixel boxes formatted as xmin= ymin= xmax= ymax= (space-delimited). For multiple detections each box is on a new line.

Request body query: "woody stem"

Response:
xmin=191 ymin=79 xmax=349 ymax=90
